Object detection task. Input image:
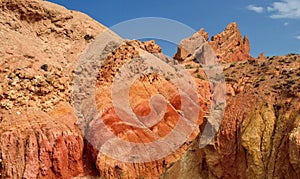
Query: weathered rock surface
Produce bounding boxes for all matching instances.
[175,22,252,62]
[88,39,211,178]
[0,0,104,111]
[0,0,212,178]
[0,0,104,178]
[210,23,252,62]
[0,103,84,178]
[163,54,300,178]
[1,0,300,178]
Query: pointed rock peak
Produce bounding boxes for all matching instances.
[174,22,253,63]
[243,35,249,44]
[243,35,250,54]
[225,22,238,30]
[198,28,209,41]
[208,22,252,62]
[258,52,267,60]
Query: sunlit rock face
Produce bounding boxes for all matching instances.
[0,0,299,178]
[175,22,252,63]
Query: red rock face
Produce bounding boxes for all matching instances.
[0,104,84,178]
[1,0,299,178]
[163,54,300,179]
[0,2,212,174]
[209,23,252,62]
[87,39,211,178]
[175,22,252,62]
[0,0,103,178]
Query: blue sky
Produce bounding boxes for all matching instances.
[49,0,300,57]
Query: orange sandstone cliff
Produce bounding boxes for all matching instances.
[0,0,299,178]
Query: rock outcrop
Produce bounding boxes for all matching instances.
[0,0,299,178]
[0,0,104,177]
[0,103,84,178]
[163,53,300,178]
[258,52,267,60]
[210,22,252,62]
[0,0,212,178]
[175,22,252,62]
[0,0,104,111]
[87,39,211,178]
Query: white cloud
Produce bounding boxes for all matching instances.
[267,7,275,12]
[284,22,289,26]
[268,0,300,19]
[248,0,300,19]
[247,5,264,13]
[296,35,300,40]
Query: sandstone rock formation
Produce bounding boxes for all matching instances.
[87,39,211,178]
[258,52,267,60]
[0,103,84,178]
[0,0,105,111]
[175,22,252,62]
[0,0,299,178]
[0,0,212,178]
[0,0,104,177]
[210,22,252,62]
[163,53,300,178]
